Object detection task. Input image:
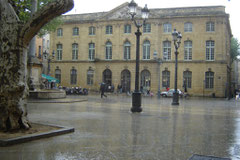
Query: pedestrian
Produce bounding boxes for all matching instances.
[119,84,122,93]
[183,80,188,98]
[166,86,169,91]
[112,84,115,93]
[100,82,107,98]
[117,84,121,94]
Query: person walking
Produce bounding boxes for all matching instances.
[100,82,107,98]
[183,80,188,98]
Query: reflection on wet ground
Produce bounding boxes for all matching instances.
[1,95,240,160]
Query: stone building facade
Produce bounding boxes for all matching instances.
[49,3,232,97]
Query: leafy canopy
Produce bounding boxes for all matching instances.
[230,37,240,61]
[10,0,63,36]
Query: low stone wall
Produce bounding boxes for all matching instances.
[29,90,66,99]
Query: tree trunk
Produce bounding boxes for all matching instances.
[0,0,73,131]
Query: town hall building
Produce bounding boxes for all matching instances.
[49,2,232,97]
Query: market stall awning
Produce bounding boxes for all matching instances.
[41,74,59,83]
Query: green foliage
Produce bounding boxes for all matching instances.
[10,0,62,37]
[11,0,31,22]
[38,16,63,37]
[230,37,240,61]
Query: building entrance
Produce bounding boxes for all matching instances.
[103,69,112,92]
[121,69,131,93]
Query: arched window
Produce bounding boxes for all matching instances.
[89,43,95,60]
[184,41,192,60]
[162,70,170,88]
[105,41,112,60]
[205,71,214,89]
[102,69,112,85]
[143,40,150,60]
[55,69,61,83]
[141,70,151,89]
[87,69,94,85]
[72,43,78,60]
[70,69,77,85]
[183,71,192,88]
[124,41,131,60]
[121,69,131,93]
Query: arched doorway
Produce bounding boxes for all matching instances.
[141,69,151,92]
[102,69,112,86]
[121,69,131,93]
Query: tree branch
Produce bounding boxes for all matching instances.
[20,0,74,46]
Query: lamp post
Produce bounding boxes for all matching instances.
[153,50,162,98]
[43,50,55,75]
[128,0,149,113]
[171,29,182,105]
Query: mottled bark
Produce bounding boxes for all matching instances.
[0,0,73,131]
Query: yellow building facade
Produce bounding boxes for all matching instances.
[49,3,232,97]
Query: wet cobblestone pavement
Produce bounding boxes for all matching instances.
[1,94,240,160]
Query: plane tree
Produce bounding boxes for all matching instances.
[0,0,74,131]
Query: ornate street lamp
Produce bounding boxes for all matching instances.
[128,0,149,112]
[171,29,182,105]
[43,50,55,75]
[153,50,163,99]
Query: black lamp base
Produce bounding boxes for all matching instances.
[172,92,179,105]
[131,92,142,112]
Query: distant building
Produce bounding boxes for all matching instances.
[42,34,50,75]
[49,3,232,97]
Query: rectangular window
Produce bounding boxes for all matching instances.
[143,23,151,33]
[73,27,79,36]
[106,42,112,60]
[57,28,63,37]
[72,43,78,60]
[163,41,171,60]
[89,26,95,35]
[89,43,95,60]
[55,69,61,83]
[124,24,131,34]
[206,22,215,32]
[183,71,192,88]
[206,41,214,61]
[143,41,150,60]
[205,71,214,89]
[184,22,192,32]
[184,41,192,60]
[56,44,62,60]
[163,23,172,33]
[106,25,113,34]
[124,42,131,60]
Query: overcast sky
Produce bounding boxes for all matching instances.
[66,0,239,41]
